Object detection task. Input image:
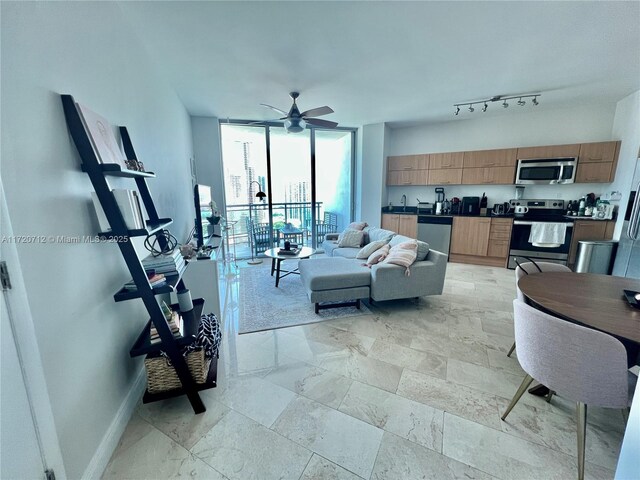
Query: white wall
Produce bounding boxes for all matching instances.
[610,90,640,239]
[191,116,226,221]
[385,103,618,207]
[357,123,388,226]
[1,2,194,478]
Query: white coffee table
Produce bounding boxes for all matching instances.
[263,246,316,287]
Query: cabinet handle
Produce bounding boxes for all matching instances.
[485,162,496,166]
[404,167,412,170]
[442,163,452,167]
[585,177,597,181]
[588,157,603,161]
[403,182,412,184]
[485,180,495,184]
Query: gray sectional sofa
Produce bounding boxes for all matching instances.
[299,226,447,312]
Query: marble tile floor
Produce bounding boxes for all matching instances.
[103,262,629,479]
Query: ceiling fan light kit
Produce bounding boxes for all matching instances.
[453,93,541,116]
[260,92,338,133]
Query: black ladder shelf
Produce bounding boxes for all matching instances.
[60,94,216,414]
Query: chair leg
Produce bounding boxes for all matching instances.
[576,402,587,480]
[546,390,555,403]
[507,341,516,358]
[501,374,534,421]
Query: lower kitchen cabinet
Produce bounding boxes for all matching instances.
[381,213,417,238]
[568,220,615,267]
[450,217,513,267]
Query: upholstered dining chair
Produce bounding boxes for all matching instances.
[508,261,572,357]
[502,300,633,480]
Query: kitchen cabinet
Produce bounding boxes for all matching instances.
[430,152,464,169]
[387,169,428,186]
[450,217,512,266]
[578,141,619,163]
[568,220,615,267]
[381,213,418,237]
[387,154,429,171]
[461,166,515,185]
[450,217,491,256]
[575,141,620,183]
[516,144,581,159]
[428,168,463,185]
[463,148,517,168]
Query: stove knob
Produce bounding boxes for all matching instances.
[553,202,558,207]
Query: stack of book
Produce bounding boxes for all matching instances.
[149,311,183,344]
[142,250,186,278]
[91,189,146,232]
[123,273,166,291]
[278,247,300,256]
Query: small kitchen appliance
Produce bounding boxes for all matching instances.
[515,157,577,185]
[492,202,511,216]
[461,196,480,215]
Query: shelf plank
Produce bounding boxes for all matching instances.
[114,260,186,302]
[99,218,173,240]
[82,163,156,178]
[130,299,205,357]
[142,357,218,404]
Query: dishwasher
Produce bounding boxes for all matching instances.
[417,215,452,257]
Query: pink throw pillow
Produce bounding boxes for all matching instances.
[383,241,417,275]
[347,221,368,231]
[365,244,390,267]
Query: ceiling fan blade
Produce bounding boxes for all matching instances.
[304,118,338,128]
[260,103,288,115]
[300,106,334,118]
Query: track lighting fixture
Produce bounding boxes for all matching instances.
[453,93,541,116]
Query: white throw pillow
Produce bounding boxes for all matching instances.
[347,221,368,231]
[383,241,418,275]
[356,239,388,259]
[366,244,390,266]
[337,228,365,248]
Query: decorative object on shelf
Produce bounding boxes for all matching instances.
[125,158,146,172]
[75,102,127,168]
[454,93,541,116]
[177,288,193,312]
[143,229,178,256]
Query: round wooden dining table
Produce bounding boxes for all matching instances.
[518,272,640,344]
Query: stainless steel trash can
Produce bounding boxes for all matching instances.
[575,240,618,274]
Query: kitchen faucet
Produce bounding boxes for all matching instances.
[401,194,407,212]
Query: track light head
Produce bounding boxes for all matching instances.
[455,106,460,115]
[468,104,474,113]
[503,100,509,108]
[532,97,539,106]
[517,98,526,106]
[482,102,488,112]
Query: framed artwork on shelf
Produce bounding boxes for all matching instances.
[75,102,127,168]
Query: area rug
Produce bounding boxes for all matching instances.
[238,263,371,334]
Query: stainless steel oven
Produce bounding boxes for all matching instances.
[516,158,577,185]
[507,198,574,268]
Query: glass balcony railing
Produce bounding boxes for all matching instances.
[223,201,333,260]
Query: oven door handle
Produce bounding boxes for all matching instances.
[514,221,574,226]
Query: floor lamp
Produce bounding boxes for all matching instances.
[247,182,267,265]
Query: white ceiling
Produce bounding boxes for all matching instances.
[119,1,640,128]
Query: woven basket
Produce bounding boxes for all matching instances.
[144,348,211,394]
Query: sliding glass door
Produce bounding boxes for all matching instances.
[220,122,355,259]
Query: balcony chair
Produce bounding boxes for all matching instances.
[502,300,634,480]
[246,219,276,256]
[315,212,338,245]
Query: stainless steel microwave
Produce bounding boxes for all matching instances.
[515,157,577,185]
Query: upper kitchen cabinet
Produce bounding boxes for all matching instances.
[387,154,429,171]
[575,141,620,183]
[461,166,515,185]
[428,168,463,185]
[578,141,620,163]
[516,144,581,159]
[387,170,428,186]
[463,148,517,168]
[430,152,464,169]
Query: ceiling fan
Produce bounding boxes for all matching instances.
[260,92,338,133]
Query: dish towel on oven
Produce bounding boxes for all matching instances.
[529,222,566,248]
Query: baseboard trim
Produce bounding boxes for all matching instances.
[81,367,146,480]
